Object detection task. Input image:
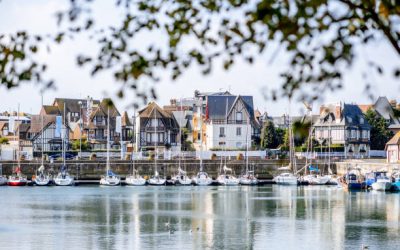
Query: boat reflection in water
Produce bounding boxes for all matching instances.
[0,186,399,249]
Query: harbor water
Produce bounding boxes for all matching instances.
[0,185,399,249]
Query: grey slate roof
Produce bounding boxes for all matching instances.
[206,95,255,120]
[315,103,370,129]
[374,96,400,124]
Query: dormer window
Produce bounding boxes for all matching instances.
[346,116,352,123]
[360,117,364,124]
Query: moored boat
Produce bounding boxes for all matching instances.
[0,164,7,185]
[33,165,51,186]
[371,177,392,191]
[274,172,298,185]
[391,172,400,191]
[7,167,27,186]
[192,171,213,186]
[54,165,74,186]
[340,171,364,190]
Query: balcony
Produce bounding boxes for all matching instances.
[144,126,166,132]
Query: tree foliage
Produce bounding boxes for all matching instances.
[0,0,399,103]
[261,120,277,149]
[71,138,90,151]
[364,108,393,150]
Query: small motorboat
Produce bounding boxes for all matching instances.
[340,171,364,190]
[391,172,400,191]
[303,166,331,185]
[365,171,391,191]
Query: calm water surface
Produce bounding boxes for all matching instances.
[0,185,399,249]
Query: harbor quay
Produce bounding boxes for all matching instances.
[0,159,338,180]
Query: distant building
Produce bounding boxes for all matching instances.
[359,97,400,134]
[386,132,400,163]
[313,102,371,158]
[135,102,179,152]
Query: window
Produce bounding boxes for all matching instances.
[147,133,151,142]
[236,112,243,122]
[236,127,241,136]
[219,127,225,137]
[151,119,157,127]
[159,133,164,142]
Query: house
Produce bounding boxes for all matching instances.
[313,102,371,158]
[201,94,257,150]
[359,97,400,133]
[30,114,70,154]
[386,131,400,163]
[386,132,400,163]
[135,102,179,152]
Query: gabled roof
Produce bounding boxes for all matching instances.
[386,131,400,146]
[30,115,57,133]
[121,111,132,126]
[42,105,61,115]
[206,95,255,120]
[18,123,30,133]
[374,96,400,124]
[138,102,172,119]
[53,98,100,114]
[315,103,370,129]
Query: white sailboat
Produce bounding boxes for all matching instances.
[192,102,212,186]
[217,99,239,186]
[34,95,51,186]
[274,102,298,185]
[301,102,330,185]
[125,152,146,186]
[148,103,166,186]
[240,118,258,185]
[172,101,192,185]
[100,107,121,186]
[7,104,28,186]
[0,164,7,185]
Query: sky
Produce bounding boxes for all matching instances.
[0,0,398,117]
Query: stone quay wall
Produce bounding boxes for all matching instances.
[335,159,400,176]
[0,159,336,180]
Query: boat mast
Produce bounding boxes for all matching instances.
[63,103,66,167]
[245,117,249,174]
[106,107,110,173]
[199,101,203,172]
[153,103,157,175]
[132,109,136,176]
[17,104,20,168]
[224,98,228,169]
[178,98,183,171]
[41,95,44,167]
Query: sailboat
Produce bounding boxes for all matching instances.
[301,102,330,185]
[125,152,146,186]
[240,118,258,185]
[54,165,74,186]
[192,103,212,186]
[171,101,192,185]
[217,99,239,186]
[100,107,121,186]
[274,103,298,185]
[148,103,166,185]
[7,105,28,186]
[34,95,51,186]
[0,164,7,185]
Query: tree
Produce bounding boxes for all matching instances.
[0,137,9,144]
[364,108,393,150]
[261,120,277,149]
[71,138,90,151]
[275,127,286,148]
[0,1,399,103]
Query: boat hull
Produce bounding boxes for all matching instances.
[392,182,400,191]
[304,175,331,185]
[239,177,258,185]
[100,176,121,186]
[34,176,52,186]
[217,175,240,186]
[54,177,74,186]
[7,180,27,186]
[371,181,392,191]
[274,173,298,185]
[148,178,166,186]
[345,183,364,190]
[0,176,7,186]
[125,176,146,186]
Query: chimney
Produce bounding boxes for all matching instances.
[335,104,341,121]
[389,99,397,108]
[170,99,176,105]
[319,105,325,115]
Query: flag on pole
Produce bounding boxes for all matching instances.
[55,116,62,137]
[8,116,15,134]
[116,116,122,133]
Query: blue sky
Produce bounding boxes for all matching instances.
[0,0,398,116]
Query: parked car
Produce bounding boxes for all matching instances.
[48,152,77,160]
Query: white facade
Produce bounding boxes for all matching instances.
[205,123,251,150]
